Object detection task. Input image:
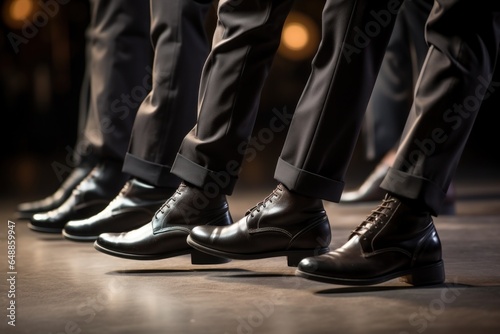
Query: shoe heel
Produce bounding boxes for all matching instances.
[400,261,445,286]
[287,248,329,267]
[190,249,231,265]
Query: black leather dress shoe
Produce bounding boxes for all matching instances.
[187,184,332,267]
[93,183,232,264]
[63,179,173,241]
[28,160,128,233]
[17,163,95,220]
[296,194,445,286]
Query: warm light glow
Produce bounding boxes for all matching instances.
[3,0,37,29]
[9,0,34,21]
[282,23,310,51]
[278,12,320,61]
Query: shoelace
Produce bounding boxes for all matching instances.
[154,188,182,219]
[350,195,396,237]
[245,185,282,218]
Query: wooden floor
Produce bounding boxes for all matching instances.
[1,177,500,334]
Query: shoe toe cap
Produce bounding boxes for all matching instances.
[96,232,117,244]
[297,256,320,273]
[64,219,89,234]
[189,225,214,240]
[31,212,49,221]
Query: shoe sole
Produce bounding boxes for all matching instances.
[187,236,329,267]
[62,230,98,242]
[295,260,445,286]
[93,241,231,265]
[27,223,63,234]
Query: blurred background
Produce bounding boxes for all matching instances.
[1,0,499,204]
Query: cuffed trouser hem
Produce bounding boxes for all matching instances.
[274,158,344,202]
[380,167,446,216]
[170,153,238,195]
[122,153,181,188]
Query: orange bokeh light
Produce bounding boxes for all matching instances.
[3,0,36,29]
[10,0,34,21]
[279,12,320,61]
[282,23,310,51]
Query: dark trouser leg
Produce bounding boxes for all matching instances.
[275,0,401,202]
[339,0,436,206]
[83,0,152,163]
[17,1,151,218]
[171,0,296,194]
[74,56,96,166]
[62,1,212,240]
[381,2,500,215]
[122,0,212,188]
[27,1,152,230]
[364,0,432,161]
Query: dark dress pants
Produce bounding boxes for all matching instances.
[381,1,500,215]
[122,0,212,188]
[81,0,152,164]
[363,0,432,161]
[171,0,400,201]
[73,51,94,166]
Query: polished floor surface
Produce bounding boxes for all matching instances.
[1,178,500,334]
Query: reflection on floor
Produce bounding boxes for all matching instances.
[1,178,500,334]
